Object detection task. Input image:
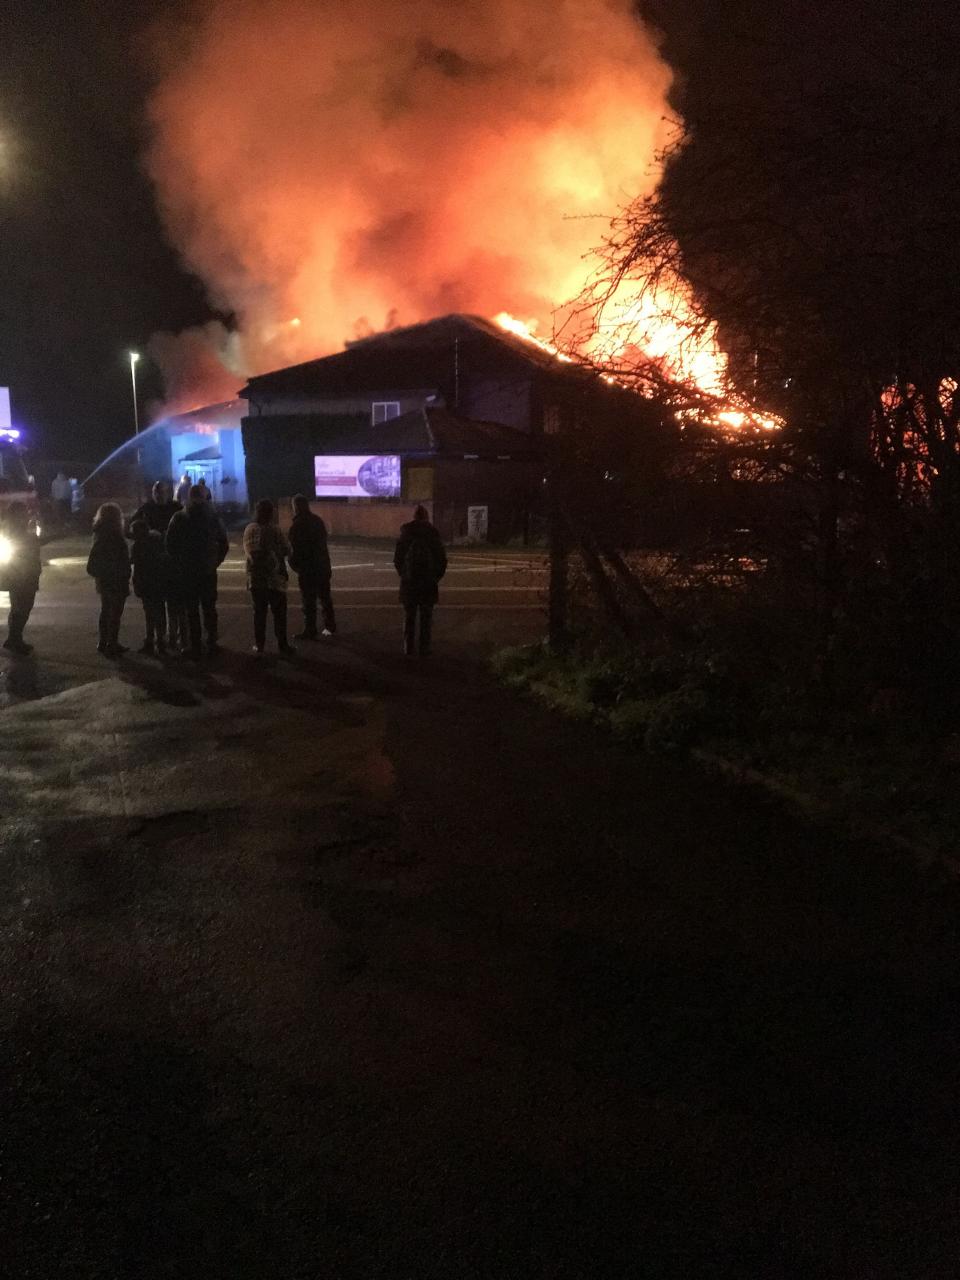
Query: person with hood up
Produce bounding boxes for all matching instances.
[0,502,42,655]
[131,480,182,535]
[393,504,447,657]
[288,494,336,639]
[86,502,130,658]
[165,484,229,659]
[243,499,296,657]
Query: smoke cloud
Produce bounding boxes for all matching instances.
[146,0,672,397]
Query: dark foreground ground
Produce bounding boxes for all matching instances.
[1,541,958,1277]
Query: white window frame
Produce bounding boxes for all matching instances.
[372,401,401,425]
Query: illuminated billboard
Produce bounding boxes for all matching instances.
[314,454,401,499]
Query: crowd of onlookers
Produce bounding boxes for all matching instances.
[1,480,448,661]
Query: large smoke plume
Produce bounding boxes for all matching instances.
[146,0,672,401]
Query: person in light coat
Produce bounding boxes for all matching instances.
[242,499,296,657]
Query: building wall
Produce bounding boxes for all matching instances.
[433,457,539,542]
[290,500,429,539]
[268,457,537,543]
[218,429,247,504]
[248,393,434,419]
[243,412,369,502]
[459,372,534,433]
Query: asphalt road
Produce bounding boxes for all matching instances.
[1,536,548,704]
[1,537,958,1277]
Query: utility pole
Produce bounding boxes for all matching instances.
[129,351,140,433]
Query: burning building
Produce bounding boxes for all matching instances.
[239,312,637,541]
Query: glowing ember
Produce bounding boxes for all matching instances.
[493,313,573,363]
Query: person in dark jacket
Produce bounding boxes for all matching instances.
[1,502,42,655]
[393,505,447,656]
[86,502,130,658]
[165,485,229,659]
[129,519,169,655]
[242,499,296,656]
[131,480,182,535]
[288,494,336,639]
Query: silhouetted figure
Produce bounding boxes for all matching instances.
[1,501,42,655]
[243,499,296,657]
[50,471,71,520]
[87,502,130,658]
[131,482,183,648]
[394,505,447,657]
[130,519,169,655]
[131,480,182,534]
[165,485,229,659]
[288,494,336,639]
[175,474,192,506]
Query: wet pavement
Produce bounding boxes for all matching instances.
[1,540,959,1277]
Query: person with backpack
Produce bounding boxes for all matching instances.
[242,498,296,657]
[129,518,169,655]
[165,484,229,659]
[86,502,130,658]
[288,493,336,639]
[393,505,447,657]
[0,501,42,656]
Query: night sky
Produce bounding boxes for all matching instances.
[0,0,216,463]
[0,0,782,467]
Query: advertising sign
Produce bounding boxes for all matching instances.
[314,454,401,499]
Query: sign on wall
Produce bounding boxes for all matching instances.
[467,505,489,540]
[314,455,401,499]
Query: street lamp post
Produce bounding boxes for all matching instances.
[129,351,140,434]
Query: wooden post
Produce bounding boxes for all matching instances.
[547,484,569,651]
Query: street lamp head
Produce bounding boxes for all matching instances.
[130,351,140,363]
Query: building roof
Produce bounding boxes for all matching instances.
[152,400,244,434]
[239,314,568,401]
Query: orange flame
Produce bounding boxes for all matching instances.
[494,308,781,431]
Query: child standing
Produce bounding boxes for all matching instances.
[129,518,168,655]
[86,502,130,658]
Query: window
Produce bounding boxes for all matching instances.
[372,401,401,425]
[542,404,561,435]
